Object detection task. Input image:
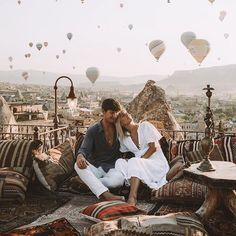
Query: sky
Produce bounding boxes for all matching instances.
[0,0,235,77]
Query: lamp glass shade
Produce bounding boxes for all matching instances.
[67,97,77,111]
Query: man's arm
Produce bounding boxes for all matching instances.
[76,127,94,169]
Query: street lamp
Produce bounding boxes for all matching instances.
[54,76,77,129]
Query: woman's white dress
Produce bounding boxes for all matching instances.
[118,121,169,189]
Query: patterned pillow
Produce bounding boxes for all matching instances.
[214,136,234,163]
[33,140,75,191]
[186,144,224,164]
[0,168,29,203]
[81,200,145,221]
[0,140,35,178]
[151,178,207,205]
[85,213,209,236]
[231,136,236,163]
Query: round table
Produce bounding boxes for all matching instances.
[183,161,236,222]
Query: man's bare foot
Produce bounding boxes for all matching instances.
[101,191,125,201]
[127,196,137,206]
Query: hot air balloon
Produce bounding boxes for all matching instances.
[44,42,48,47]
[22,72,29,80]
[97,25,101,29]
[81,0,84,3]
[67,32,73,40]
[8,57,13,62]
[10,65,13,69]
[36,43,43,51]
[188,39,210,65]
[128,24,133,30]
[62,49,66,54]
[56,55,59,59]
[17,1,21,5]
[224,33,229,39]
[24,54,28,58]
[181,32,196,48]
[219,11,227,22]
[149,40,166,61]
[208,0,215,4]
[29,42,33,47]
[27,53,31,58]
[120,3,124,8]
[117,48,122,53]
[86,67,100,84]
[73,66,76,70]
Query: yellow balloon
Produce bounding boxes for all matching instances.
[188,39,210,64]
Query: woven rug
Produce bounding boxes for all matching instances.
[0,185,71,233]
[2,217,81,236]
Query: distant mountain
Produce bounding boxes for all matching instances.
[0,70,165,88]
[1,64,236,95]
[157,64,236,96]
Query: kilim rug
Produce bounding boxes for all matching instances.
[0,185,71,233]
[2,217,81,236]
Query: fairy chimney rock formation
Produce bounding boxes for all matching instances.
[0,96,16,132]
[126,80,181,132]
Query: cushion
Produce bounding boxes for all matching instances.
[81,200,145,221]
[214,136,234,163]
[0,168,29,203]
[85,213,209,236]
[7,217,80,236]
[232,136,236,163]
[186,144,224,164]
[33,140,75,191]
[166,155,186,181]
[151,178,207,205]
[0,140,35,178]
[154,204,199,216]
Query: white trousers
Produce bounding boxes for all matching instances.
[74,158,126,198]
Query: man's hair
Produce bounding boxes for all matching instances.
[101,98,121,112]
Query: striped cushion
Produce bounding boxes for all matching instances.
[232,137,236,163]
[0,168,28,203]
[33,140,75,191]
[151,178,207,205]
[81,200,145,221]
[0,140,35,178]
[214,136,234,163]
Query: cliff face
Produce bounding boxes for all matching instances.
[126,80,181,136]
[0,96,16,132]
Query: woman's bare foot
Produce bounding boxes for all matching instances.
[127,196,137,206]
[101,191,125,201]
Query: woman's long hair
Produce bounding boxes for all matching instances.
[115,110,128,140]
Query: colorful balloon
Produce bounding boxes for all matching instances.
[44,42,48,47]
[36,43,43,51]
[8,57,13,62]
[22,71,29,80]
[17,1,21,5]
[86,67,100,84]
[188,39,210,64]
[9,65,13,69]
[62,49,66,54]
[149,40,166,61]
[117,48,122,53]
[208,0,215,3]
[56,55,59,59]
[120,3,124,8]
[29,42,33,47]
[181,32,196,48]
[67,32,73,40]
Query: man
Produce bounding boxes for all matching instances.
[74,98,125,200]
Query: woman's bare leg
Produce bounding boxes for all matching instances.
[127,177,140,206]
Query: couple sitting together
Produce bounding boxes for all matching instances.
[74,98,169,206]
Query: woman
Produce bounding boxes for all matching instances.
[115,110,169,205]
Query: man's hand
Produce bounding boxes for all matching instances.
[76,154,89,169]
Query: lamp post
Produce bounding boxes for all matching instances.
[54,76,77,130]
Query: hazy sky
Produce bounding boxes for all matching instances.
[0,0,235,77]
